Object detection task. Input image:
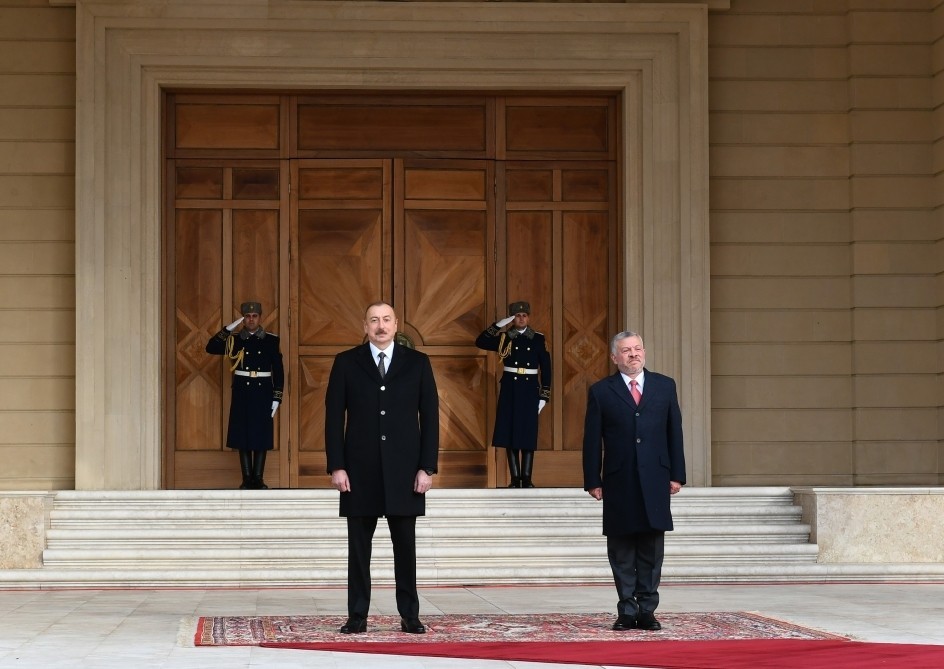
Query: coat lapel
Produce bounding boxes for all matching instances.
[606,373,635,409]
[354,343,381,380]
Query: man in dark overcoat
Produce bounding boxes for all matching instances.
[583,330,685,632]
[205,301,284,489]
[325,301,439,635]
[475,300,551,487]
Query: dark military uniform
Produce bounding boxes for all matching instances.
[205,327,284,452]
[475,323,552,453]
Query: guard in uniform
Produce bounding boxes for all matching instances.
[206,301,284,489]
[475,301,552,487]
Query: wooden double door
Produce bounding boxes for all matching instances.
[164,93,619,489]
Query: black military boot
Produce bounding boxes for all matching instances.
[251,451,268,489]
[521,451,535,488]
[506,449,522,488]
[238,450,253,489]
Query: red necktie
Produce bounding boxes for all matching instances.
[630,379,642,404]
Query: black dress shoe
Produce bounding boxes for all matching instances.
[339,617,367,634]
[612,615,636,631]
[636,612,661,631]
[400,617,426,634]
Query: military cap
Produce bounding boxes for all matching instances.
[240,301,263,316]
[508,301,531,315]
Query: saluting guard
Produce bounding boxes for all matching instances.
[206,301,284,489]
[475,301,552,487]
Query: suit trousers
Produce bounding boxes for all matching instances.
[606,531,665,617]
[346,515,419,619]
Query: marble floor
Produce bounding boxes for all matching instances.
[0,582,942,668]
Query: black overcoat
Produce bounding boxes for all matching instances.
[325,343,439,518]
[475,324,552,452]
[205,327,284,452]
[582,369,686,535]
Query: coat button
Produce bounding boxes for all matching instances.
[381,435,386,440]
[380,386,386,391]
[380,410,386,415]
[636,438,642,443]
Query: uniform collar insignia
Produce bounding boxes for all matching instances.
[239,327,266,340]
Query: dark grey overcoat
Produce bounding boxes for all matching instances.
[325,343,439,517]
[582,369,686,535]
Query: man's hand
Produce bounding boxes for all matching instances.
[271,400,279,418]
[331,469,351,492]
[414,470,432,494]
[538,399,546,414]
[225,316,244,331]
[670,481,682,495]
[496,315,515,328]
[587,487,603,500]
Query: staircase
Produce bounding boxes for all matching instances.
[0,486,865,588]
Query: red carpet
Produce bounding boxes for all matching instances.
[260,639,944,668]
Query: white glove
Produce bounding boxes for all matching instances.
[225,316,244,331]
[271,400,279,418]
[538,400,546,414]
[496,315,515,328]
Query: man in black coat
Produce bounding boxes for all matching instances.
[325,301,440,635]
[475,300,551,487]
[205,301,284,489]
[583,330,685,632]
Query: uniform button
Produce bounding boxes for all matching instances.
[380,410,386,415]
[381,435,386,440]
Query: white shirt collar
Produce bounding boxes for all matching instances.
[619,369,645,391]
[369,341,395,364]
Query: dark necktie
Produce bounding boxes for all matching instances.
[377,351,386,379]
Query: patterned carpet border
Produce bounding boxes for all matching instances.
[194,612,846,647]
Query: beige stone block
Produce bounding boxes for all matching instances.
[712,375,852,409]
[0,411,74,444]
[0,343,74,375]
[711,177,849,211]
[852,472,940,485]
[712,343,852,376]
[712,409,853,442]
[851,175,934,209]
[0,7,74,40]
[4,444,74,480]
[0,141,75,174]
[851,143,932,176]
[0,74,75,107]
[0,41,74,74]
[0,242,74,274]
[709,441,752,476]
[709,14,846,47]
[852,241,936,274]
[0,310,75,344]
[0,209,74,241]
[711,309,851,342]
[852,77,932,109]
[852,209,935,241]
[851,110,932,142]
[0,109,74,141]
[854,441,938,473]
[710,81,848,112]
[852,276,936,308]
[708,46,846,79]
[854,341,935,374]
[0,175,73,208]
[854,375,937,408]
[0,494,49,568]
[854,407,937,441]
[849,9,932,42]
[711,244,849,276]
[850,45,930,77]
[710,212,849,244]
[714,472,854,486]
[0,277,73,309]
[750,441,854,476]
[0,378,74,411]
[711,277,850,310]
[853,308,935,340]
[710,145,848,178]
[710,112,848,144]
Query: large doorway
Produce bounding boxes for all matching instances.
[164,92,620,489]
